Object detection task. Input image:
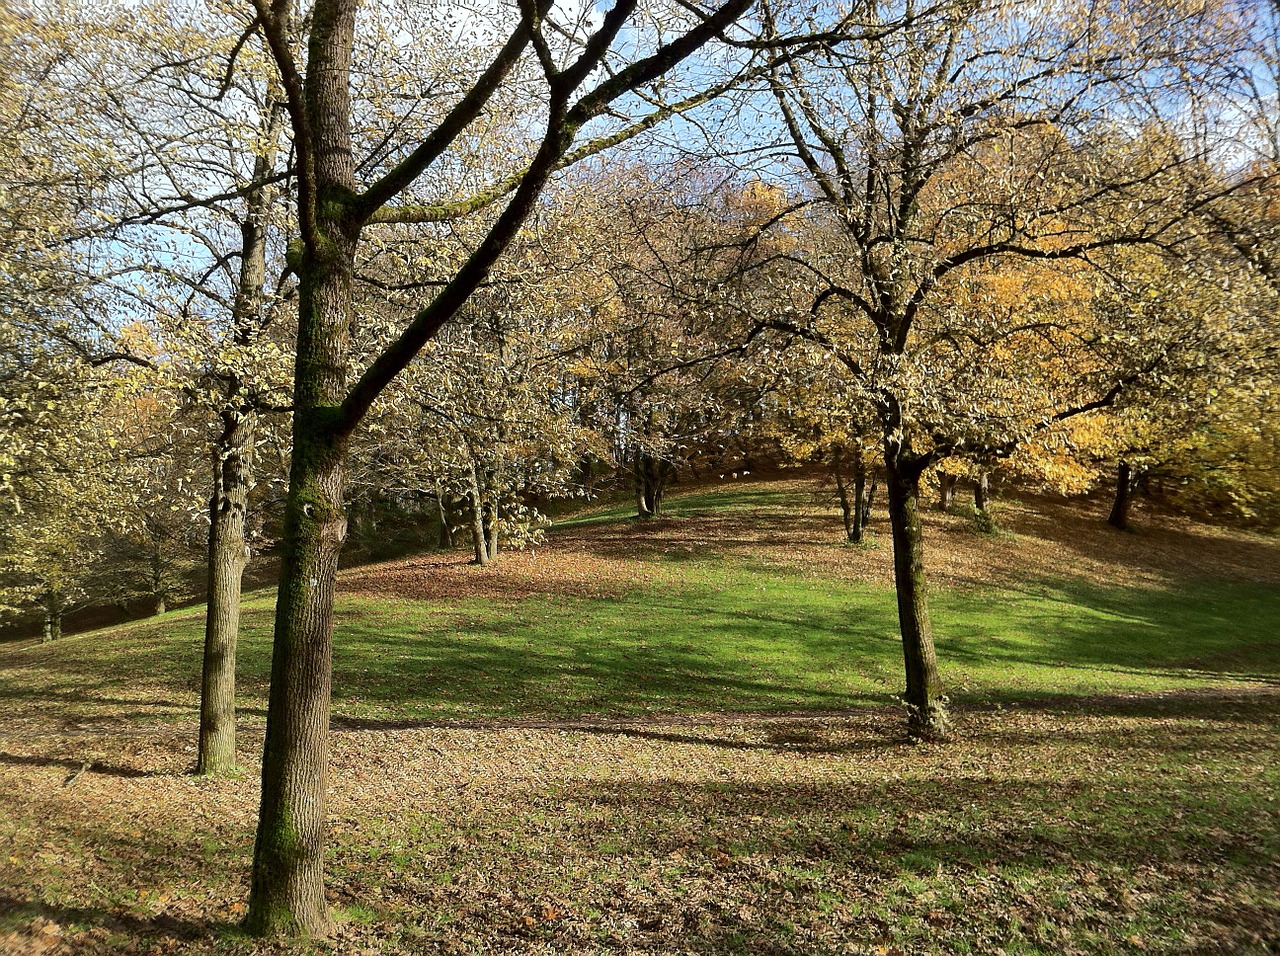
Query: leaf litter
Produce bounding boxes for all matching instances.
[1,480,1278,954]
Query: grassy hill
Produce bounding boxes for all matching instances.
[1,479,1277,955]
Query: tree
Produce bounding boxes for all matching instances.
[4,0,297,772]
[753,0,1247,736]
[237,0,761,935]
[349,206,610,565]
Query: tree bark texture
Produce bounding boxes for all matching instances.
[197,72,279,776]
[885,452,948,738]
[246,232,355,936]
[246,0,358,919]
[198,413,255,775]
[483,495,499,561]
[41,598,62,643]
[469,463,491,566]
[246,414,347,937]
[435,484,455,548]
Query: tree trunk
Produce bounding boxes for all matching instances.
[434,483,454,548]
[41,593,62,642]
[974,472,990,513]
[483,495,499,561]
[862,474,877,528]
[633,447,654,517]
[198,74,278,777]
[1108,460,1138,530]
[637,453,673,516]
[246,412,346,937]
[833,449,856,541]
[937,473,956,512]
[834,446,868,543]
[468,462,490,566]
[852,468,868,540]
[246,10,361,915]
[885,450,948,739]
[198,412,255,776]
[149,534,168,616]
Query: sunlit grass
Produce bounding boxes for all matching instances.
[5,545,1276,729]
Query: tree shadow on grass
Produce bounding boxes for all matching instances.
[937,576,1280,686]
[0,892,232,945]
[956,685,1280,721]
[560,773,1275,874]
[0,805,250,950]
[0,751,154,779]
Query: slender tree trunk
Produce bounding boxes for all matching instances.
[198,413,255,775]
[974,472,990,513]
[885,449,948,739]
[41,593,62,642]
[833,448,856,541]
[862,474,877,528]
[483,495,499,561]
[468,463,490,566]
[634,447,653,517]
[198,76,279,776]
[834,446,869,543]
[150,540,167,616]
[1108,461,1138,530]
[647,463,665,515]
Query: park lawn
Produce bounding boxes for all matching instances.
[3,563,1275,730]
[0,480,1277,954]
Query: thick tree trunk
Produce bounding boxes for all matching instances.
[1108,461,1138,530]
[246,415,346,937]
[638,453,673,516]
[435,483,454,548]
[974,472,990,513]
[862,474,877,528]
[198,413,255,775]
[885,452,948,739]
[246,11,361,916]
[937,473,956,512]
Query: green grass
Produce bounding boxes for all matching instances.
[1,484,1277,954]
[3,539,1277,729]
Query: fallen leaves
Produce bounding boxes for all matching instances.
[0,918,61,956]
